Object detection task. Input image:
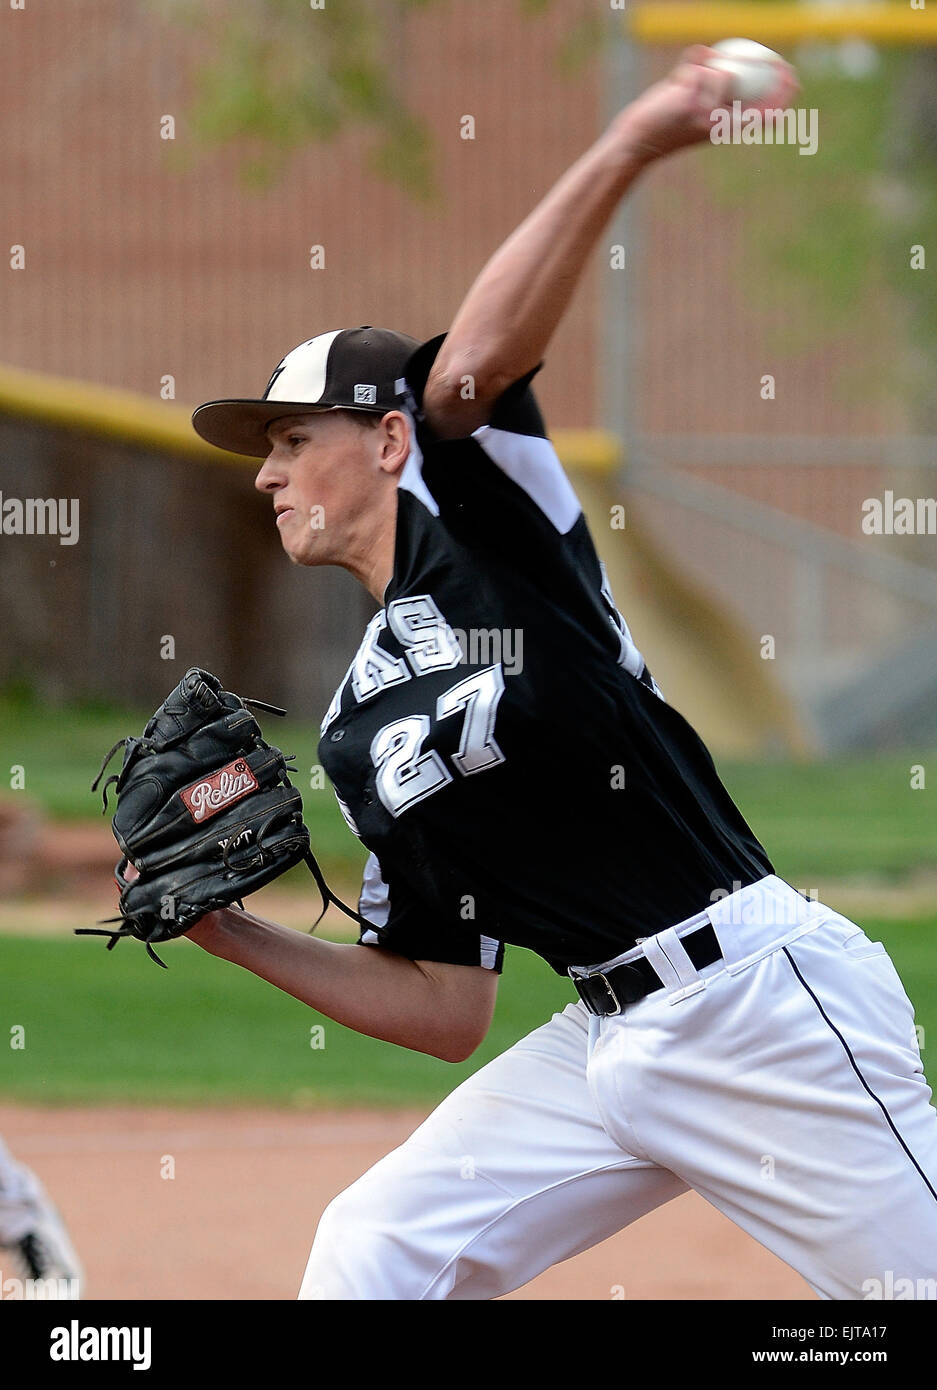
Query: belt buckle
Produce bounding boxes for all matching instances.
[571,960,652,1016]
[589,972,621,1018]
[570,969,622,1017]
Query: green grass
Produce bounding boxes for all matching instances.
[717,752,937,882]
[1,694,935,1110]
[0,691,366,877]
[2,917,936,1109]
[2,691,935,885]
[0,933,573,1107]
[877,920,937,1047]
[0,692,147,819]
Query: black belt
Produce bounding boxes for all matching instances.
[570,922,722,1017]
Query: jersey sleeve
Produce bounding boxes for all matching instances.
[395,333,584,555]
[356,852,505,973]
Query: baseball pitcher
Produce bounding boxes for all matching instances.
[133,49,937,1299]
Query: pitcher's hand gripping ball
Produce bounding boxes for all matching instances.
[78,667,354,966]
[706,38,796,106]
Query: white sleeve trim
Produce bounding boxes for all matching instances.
[358,852,390,928]
[480,935,502,970]
[359,854,501,970]
[471,425,582,534]
[396,419,440,516]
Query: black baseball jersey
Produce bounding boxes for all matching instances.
[318,334,774,975]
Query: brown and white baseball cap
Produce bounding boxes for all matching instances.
[191,326,421,458]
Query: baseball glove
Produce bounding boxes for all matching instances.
[77,667,360,966]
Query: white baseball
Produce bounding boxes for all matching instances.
[707,38,794,104]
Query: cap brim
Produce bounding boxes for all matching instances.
[191,398,338,459]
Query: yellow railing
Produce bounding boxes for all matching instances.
[0,362,622,476]
[628,3,937,46]
[0,362,245,467]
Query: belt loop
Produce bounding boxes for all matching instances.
[641,927,705,996]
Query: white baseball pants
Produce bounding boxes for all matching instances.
[299,876,937,1300]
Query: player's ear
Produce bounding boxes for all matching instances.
[376,410,411,478]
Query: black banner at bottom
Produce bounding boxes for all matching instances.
[3,1300,931,1375]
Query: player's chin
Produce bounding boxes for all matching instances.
[282,533,325,568]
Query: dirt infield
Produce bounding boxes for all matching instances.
[0,1102,812,1301]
